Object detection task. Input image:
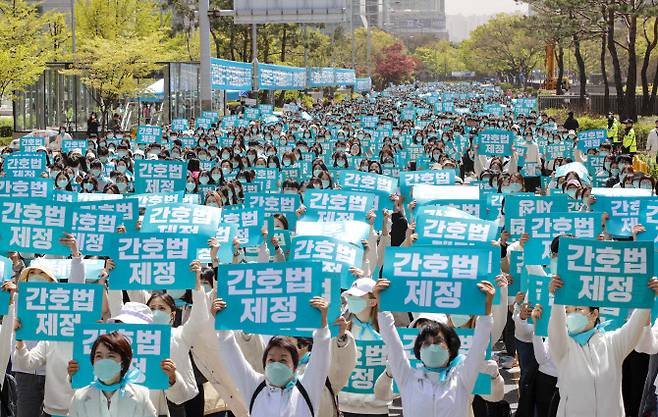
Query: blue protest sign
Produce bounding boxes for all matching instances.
[309,67,336,87]
[295,220,371,246]
[61,139,88,154]
[0,177,52,199]
[504,194,569,237]
[214,261,323,333]
[476,129,514,157]
[290,236,364,289]
[342,338,387,394]
[171,118,190,132]
[380,246,499,315]
[525,267,551,337]
[354,77,372,92]
[555,238,654,308]
[134,160,187,193]
[196,223,238,264]
[0,255,11,315]
[16,282,103,341]
[416,214,498,246]
[399,171,455,201]
[303,189,376,223]
[222,206,264,247]
[521,212,602,265]
[136,125,163,144]
[19,136,46,153]
[195,118,213,129]
[412,185,479,208]
[210,58,252,91]
[72,323,171,390]
[112,233,196,290]
[0,199,68,255]
[543,142,573,160]
[508,251,524,296]
[417,201,483,219]
[78,198,139,223]
[244,193,300,230]
[591,192,654,237]
[4,153,47,178]
[639,199,658,275]
[127,192,184,209]
[336,170,398,212]
[68,208,121,256]
[141,203,222,239]
[434,102,455,113]
[258,63,307,90]
[30,258,106,283]
[335,69,356,86]
[577,129,606,152]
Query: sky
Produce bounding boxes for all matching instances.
[444,0,528,15]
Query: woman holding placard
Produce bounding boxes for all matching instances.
[68,332,157,417]
[211,296,330,417]
[372,278,496,417]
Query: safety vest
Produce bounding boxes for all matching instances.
[608,120,621,143]
[622,128,637,152]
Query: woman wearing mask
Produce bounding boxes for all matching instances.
[267,155,282,170]
[212,296,330,417]
[333,153,349,169]
[204,191,224,208]
[115,158,134,182]
[114,173,131,194]
[209,166,225,186]
[185,174,198,194]
[197,171,212,188]
[373,279,496,417]
[548,268,657,416]
[80,176,99,193]
[68,332,157,417]
[318,171,333,190]
[54,172,74,191]
[281,151,298,169]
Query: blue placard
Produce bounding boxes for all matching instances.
[127,192,184,209]
[0,255,11,315]
[302,189,376,223]
[136,125,163,144]
[417,201,483,219]
[342,338,386,394]
[196,223,238,264]
[335,69,356,86]
[141,203,222,239]
[592,194,654,237]
[245,193,301,230]
[16,282,104,341]
[309,67,336,87]
[639,199,658,275]
[577,129,606,152]
[504,194,569,237]
[258,63,307,90]
[336,170,398,210]
[476,129,514,156]
[111,233,197,290]
[525,267,551,337]
[210,58,253,91]
[222,206,264,247]
[29,258,107,283]
[4,153,47,178]
[380,245,499,315]
[19,136,46,153]
[520,212,602,265]
[354,77,371,92]
[134,160,187,194]
[78,198,139,223]
[290,236,364,289]
[555,238,655,308]
[72,323,171,390]
[214,261,323,333]
[61,139,89,154]
[416,214,499,246]
[412,185,479,208]
[0,177,53,199]
[295,220,371,246]
[68,208,121,256]
[171,118,190,132]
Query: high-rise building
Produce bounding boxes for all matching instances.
[385,0,447,39]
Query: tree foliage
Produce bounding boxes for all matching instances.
[374,42,417,88]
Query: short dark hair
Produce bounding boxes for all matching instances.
[413,323,461,362]
[90,332,133,378]
[147,292,176,312]
[550,233,575,256]
[263,336,299,369]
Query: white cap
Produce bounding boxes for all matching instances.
[344,277,377,297]
[70,148,82,156]
[109,302,153,324]
[409,313,449,328]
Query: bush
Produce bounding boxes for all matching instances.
[577,115,607,131]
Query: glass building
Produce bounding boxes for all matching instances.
[13,61,223,134]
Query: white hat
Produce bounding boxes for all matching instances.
[70,148,82,156]
[344,277,377,297]
[134,149,145,157]
[409,313,449,328]
[109,302,153,324]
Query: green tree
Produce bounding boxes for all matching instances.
[413,40,466,80]
[463,14,543,87]
[0,0,63,102]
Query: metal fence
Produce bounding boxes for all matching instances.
[539,94,658,115]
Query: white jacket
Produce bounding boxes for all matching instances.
[68,383,157,417]
[548,304,650,417]
[647,128,658,154]
[217,327,331,417]
[0,298,14,388]
[634,317,658,393]
[378,311,493,417]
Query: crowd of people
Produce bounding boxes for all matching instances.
[0,81,657,417]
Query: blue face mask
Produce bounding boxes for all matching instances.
[566,312,590,335]
[299,352,311,366]
[420,344,450,368]
[93,358,122,384]
[346,296,368,314]
[151,309,172,325]
[449,314,471,328]
[168,290,186,300]
[265,362,293,387]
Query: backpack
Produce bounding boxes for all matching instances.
[250,380,314,417]
[0,374,17,417]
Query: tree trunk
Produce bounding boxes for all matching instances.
[281,26,287,62]
[573,35,587,112]
[229,25,236,61]
[624,14,639,121]
[641,18,658,115]
[650,55,658,112]
[556,45,565,96]
[601,30,610,115]
[607,8,625,117]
